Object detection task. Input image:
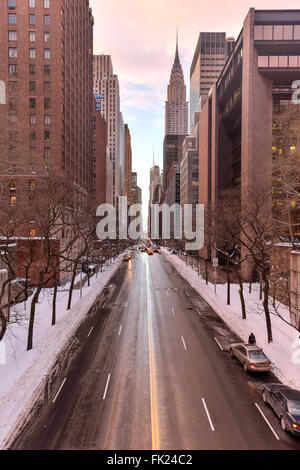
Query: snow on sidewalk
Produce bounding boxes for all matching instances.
[0,256,123,448]
[162,248,300,390]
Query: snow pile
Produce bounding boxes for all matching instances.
[0,256,123,448]
[162,248,300,390]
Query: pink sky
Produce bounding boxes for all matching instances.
[90,0,300,219]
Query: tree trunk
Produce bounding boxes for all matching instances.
[227,260,230,305]
[27,285,42,351]
[52,284,57,326]
[262,273,273,343]
[238,275,246,320]
[0,309,7,341]
[67,263,77,310]
[205,259,208,285]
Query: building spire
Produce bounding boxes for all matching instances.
[175,26,179,63]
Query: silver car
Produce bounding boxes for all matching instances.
[229,343,272,373]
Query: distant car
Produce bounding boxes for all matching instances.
[153,248,159,253]
[123,254,131,262]
[229,343,272,373]
[147,250,153,255]
[171,249,177,254]
[262,384,300,435]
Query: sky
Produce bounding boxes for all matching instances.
[91,0,300,221]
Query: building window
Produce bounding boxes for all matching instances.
[8,114,17,124]
[278,56,288,67]
[44,115,50,125]
[29,81,35,92]
[44,15,50,25]
[44,0,50,7]
[29,0,35,7]
[258,56,269,67]
[8,81,17,92]
[44,147,50,158]
[274,25,284,40]
[8,30,17,41]
[44,98,50,109]
[44,32,50,42]
[8,64,17,75]
[10,196,16,206]
[44,49,50,59]
[9,180,16,190]
[29,31,36,42]
[289,56,298,68]
[29,14,35,25]
[30,131,36,140]
[29,48,36,59]
[44,81,50,92]
[29,97,36,108]
[29,179,36,189]
[8,14,17,24]
[29,229,36,237]
[294,25,300,40]
[269,56,279,67]
[9,47,17,58]
[30,115,36,125]
[29,64,36,74]
[44,130,50,141]
[44,64,50,75]
[8,0,17,7]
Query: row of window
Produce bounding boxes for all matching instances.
[9,47,50,58]
[9,64,50,74]
[29,97,51,108]
[258,55,300,68]
[8,114,51,125]
[254,24,300,41]
[9,30,50,42]
[8,0,50,8]
[8,13,50,25]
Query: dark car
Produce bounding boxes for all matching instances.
[262,383,300,435]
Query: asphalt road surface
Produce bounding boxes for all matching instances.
[11,250,300,450]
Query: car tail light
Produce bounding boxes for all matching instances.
[292,423,300,429]
[250,363,255,368]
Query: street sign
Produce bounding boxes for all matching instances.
[213,258,219,268]
[213,270,217,279]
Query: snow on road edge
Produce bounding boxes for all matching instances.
[0,256,123,449]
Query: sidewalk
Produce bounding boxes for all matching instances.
[162,248,300,391]
[0,255,123,448]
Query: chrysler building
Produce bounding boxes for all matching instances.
[165,36,189,135]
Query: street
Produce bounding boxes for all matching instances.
[11,250,300,450]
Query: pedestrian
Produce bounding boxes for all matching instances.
[248,332,256,345]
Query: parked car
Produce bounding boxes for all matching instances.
[123,254,131,262]
[262,384,300,435]
[229,343,272,373]
[147,250,153,255]
[171,249,177,255]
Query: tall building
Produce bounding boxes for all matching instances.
[0,0,94,202]
[119,111,125,197]
[197,8,300,281]
[165,36,189,136]
[92,101,112,206]
[131,172,142,205]
[163,134,186,190]
[124,124,133,205]
[93,54,121,207]
[190,32,233,129]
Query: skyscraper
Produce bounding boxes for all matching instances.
[93,55,121,207]
[165,35,189,136]
[190,32,234,129]
[0,0,94,199]
[163,36,188,190]
[124,124,133,205]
